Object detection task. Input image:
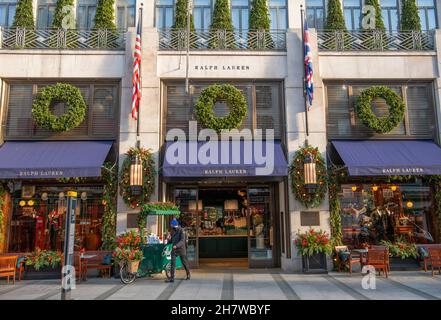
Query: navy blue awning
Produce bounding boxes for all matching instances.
[0,141,113,179]
[162,140,288,177]
[332,140,441,176]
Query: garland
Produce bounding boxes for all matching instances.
[429,175,441,239]
[195,84,248,132]
[32,83,87,132]
[328,169,345,246]
[356,86,405,134]
[119,147,156,209]
[289,145,327,208]
[0,184,5,244]
[101,162,118,250]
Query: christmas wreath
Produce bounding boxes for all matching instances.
[32,83,87,132]
[355,86,405,134]
[289,145,327,208]
[195,84,247,132]
[119,147,156,209]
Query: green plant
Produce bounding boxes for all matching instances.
[93,0,116,30]
[0,184,5,244]
[363,0,385,31]
[289,145,328,208]
[119,147,156,209]
[195,84,248,132]
[325,0,346,30]
[355,86,406,134]
[112,230,143,263]
[173,0,195,30]
[429,175,441,240]
[12,0,35,29]
[328,169,344,246]
[32,83,88,132]
[52,0,75,29]
[248,0,273,49]
[380,237,418,259]
[25,249,62,270]
[401,0,421,31]
[295,229,332,256]
[209,0,235,49]
[101,162,118,250]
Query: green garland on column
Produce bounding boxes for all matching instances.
[0,184,5,244]
[429,176,441,241]
[101,162,118,250]
[328,169,344,246]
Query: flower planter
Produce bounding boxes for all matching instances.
[389,256,421,271]
[24,265,62,280]
[302,252,328,273]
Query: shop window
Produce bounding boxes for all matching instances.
[343,0,362,31]
[326,82,435,139]
[37,0,57,29]
[300,211,320,226]
[164,81,283,140]
[418,0,438,31]
[8,185,105,252]
[381,0,399,32]
[338,182,435,247]
[155,0,174,30]
[126,213,139,228]
[116,0,136,30]
[269,0,287,31]
[4,81,119,140]
[0,0,16,28]
[306,0,325,30]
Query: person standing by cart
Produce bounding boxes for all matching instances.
[165,218,191,282]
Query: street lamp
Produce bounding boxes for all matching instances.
[304,152,317,193]
[130,155,143,195]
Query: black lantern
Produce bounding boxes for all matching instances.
[129,155,143,195]
[304,152,317,193]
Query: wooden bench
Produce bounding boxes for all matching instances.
[0,255,18,284]
[0,253,27,281]
[428,248,441,277]
[80,251,113,281]
[416,244,441,272]
[366,248,389,278]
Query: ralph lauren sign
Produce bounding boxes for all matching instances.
[194,65,250,71]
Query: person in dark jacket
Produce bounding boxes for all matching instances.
[165,218,190,282]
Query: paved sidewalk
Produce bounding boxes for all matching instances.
[0,270,440,300]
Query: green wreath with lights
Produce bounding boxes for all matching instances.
[356,86,405,134]
[119,147,156,209]
[32,83,87,132]
[195,84,248,132]
[289,145,328,208]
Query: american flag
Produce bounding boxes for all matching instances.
[131,18,142,120]
[304,18,313,109]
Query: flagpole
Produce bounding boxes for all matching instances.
[300,5,309,144]
[137,3,143,148]
[185,0,192,95]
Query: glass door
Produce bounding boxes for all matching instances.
[174,188,199,268]
[247,186,274,268]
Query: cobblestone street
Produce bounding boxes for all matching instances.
[1,270,440,300]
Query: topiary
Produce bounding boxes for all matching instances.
[363,0,385,31]
[12,0,35,29]
[248,0,273,49]
[325,0,347,31]
[52,0,75,29]
[93,0,116,30]
[209,0,235,49]
[401,0,422,31]
[172,0,195,49]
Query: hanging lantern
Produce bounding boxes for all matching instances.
[351,186,358,192]
[130,155,143,196]
[371,185,378,192]
[304,152,317,193]
[406,201,414,208]
[391,185,398,191]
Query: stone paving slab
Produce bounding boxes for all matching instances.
[233,273,287,300]
[169,272,223,300]
[106,274,170,300]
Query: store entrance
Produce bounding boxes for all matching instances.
[172,185,276,269]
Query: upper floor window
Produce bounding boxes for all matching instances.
[269,0,287,30]
[156,0,174,29]
[4,81,119,140]
[117,0,136,30]
[77,0,97,30]
[326,82,436,140]
[37,0,56,29]
[343,0,362,31]
[232,0,249,32]
[0,0,16,28]
[381,0,399,32]
[306,0,325,30]
[418,0,437,30]
[193,0,212,31]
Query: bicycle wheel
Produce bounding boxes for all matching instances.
[164,262,172,280]
[120,261,136,284]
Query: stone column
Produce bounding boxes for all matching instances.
[432,29,441,144]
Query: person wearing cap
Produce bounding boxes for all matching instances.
[165,218,190,282]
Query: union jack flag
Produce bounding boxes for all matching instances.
[131,18,142,120]
[304,18,313,109]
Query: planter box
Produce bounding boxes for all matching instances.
[24,265,62,280]
[146,209,180,216]
[389,257,420,271]
[302,252,328,273]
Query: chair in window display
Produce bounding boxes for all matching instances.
[335,245,361,274]
[366,248,390,278]
[427,248,441,277]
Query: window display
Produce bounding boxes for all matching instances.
[339,182,435,247]
[9,185,105,252]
